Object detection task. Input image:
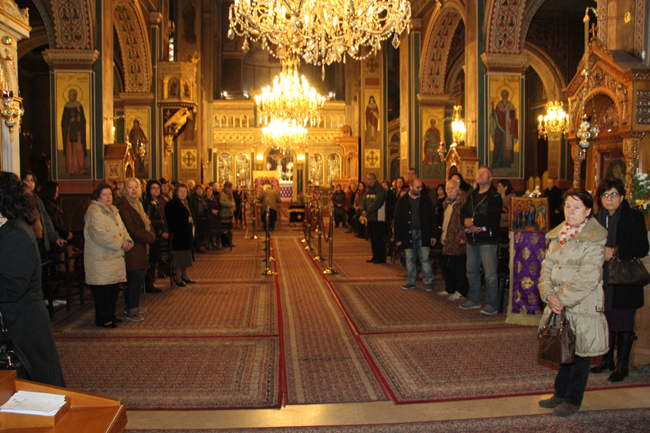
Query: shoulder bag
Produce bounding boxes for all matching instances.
[538,310,575,365]
[607,249,650,286]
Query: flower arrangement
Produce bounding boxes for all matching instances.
[255,177,279,198]
[630,171,650,215]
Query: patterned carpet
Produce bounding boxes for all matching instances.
[54,282,277,337]
[124,408,650,432]
[362,328,650,403]
[329,280,508,333]
[58,337,280,409]
[276,237,386,404]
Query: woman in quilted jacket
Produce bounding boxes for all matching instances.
[537,188,608,417]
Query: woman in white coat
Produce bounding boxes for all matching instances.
[537,188,608,417]
[84,183,133,328]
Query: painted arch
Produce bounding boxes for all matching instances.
[114,0,152,93]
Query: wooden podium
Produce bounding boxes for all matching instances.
[0,371,126,432]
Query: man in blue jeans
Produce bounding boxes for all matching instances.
[394,179,439,291]
[459,166,503,315]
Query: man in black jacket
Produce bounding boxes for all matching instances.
[394,179,439,291]
[544,178,563,228]
[459,166,503,315]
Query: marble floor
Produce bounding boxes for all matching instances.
[126,385,650,429]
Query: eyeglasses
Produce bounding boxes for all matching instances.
[602,192,620,199]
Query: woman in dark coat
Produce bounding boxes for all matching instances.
[165,183,195,286]
[144,180,167,292]
[117,178,156,321]
[191,185,208,253]
[0,171,66,387]
[591,178,648,382]
[233,184,243,229]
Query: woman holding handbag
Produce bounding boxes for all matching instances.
[537,188,608,417]
[590,178,648,382]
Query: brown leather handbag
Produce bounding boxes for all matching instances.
[607,254,650,287]
[539,311,575,364]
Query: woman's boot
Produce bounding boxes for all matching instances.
[590,331,616,373]
[145,268,162,293]
[608,332,637,382]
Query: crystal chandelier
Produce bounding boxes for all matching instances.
[228,0,411,66]
[537,101,568,138]
[262,118,308,153]
[256,57,325,127]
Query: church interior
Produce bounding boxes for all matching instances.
[2,0,650,430]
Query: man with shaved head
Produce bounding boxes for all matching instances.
[394,178,439,291]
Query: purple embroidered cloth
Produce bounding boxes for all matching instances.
[510,231,546,316]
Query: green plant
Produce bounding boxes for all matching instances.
[629,171,650,215]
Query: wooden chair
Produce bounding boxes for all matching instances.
[49,243,85,312]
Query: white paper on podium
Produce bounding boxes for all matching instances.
[0,390,66,416]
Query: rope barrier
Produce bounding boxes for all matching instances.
[320,210,329,243]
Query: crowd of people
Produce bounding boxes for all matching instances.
[0,166,646,414]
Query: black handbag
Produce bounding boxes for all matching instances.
[539,311,575,364]
[607,254,650,286]
[0,312,33,380]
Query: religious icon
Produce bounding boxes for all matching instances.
[510,197,548,233]
[365,95,379,141]
[182,1,197,44]
[423,118,441,165]
[490,88,519,169]
[128,118,149,178]
[169,79,180,98]
[61,88,87,175]
[602,153,626,182]
[327,154,341,186]
[309,154,323,185]
[364,149,380,168]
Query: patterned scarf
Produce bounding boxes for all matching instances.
[125,195,152,230]
[559,219,588,246]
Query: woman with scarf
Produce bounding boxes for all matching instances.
[353,181,366,238]
[537,189,608,417]
[165,183,196,286]
[144,180,167,291]
[590,178,648,382]
[117,178,156,321]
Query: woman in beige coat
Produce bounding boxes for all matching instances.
[84,183,133,328]
[537,188,608,417]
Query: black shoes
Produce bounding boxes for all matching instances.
[98,322,118,329]
[366,258,377,263]
[182,278,196,284]
[175,280,187,287]
[146,286,163,293]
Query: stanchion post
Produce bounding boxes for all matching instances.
[313,204,324,262]
[304,199,313,251]
[261,205,277,275]
[323,204,337,274]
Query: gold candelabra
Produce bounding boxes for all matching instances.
[451,105,466,145]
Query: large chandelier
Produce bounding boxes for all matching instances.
[256,57,325,127]
[537,101,568,138]
[228,0,411,66]
[262,118,307,152]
